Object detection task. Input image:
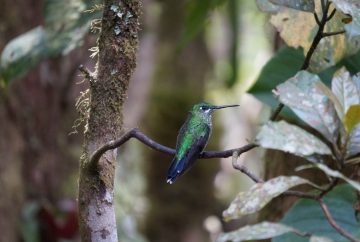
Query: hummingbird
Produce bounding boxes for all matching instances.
[166,102,239,184]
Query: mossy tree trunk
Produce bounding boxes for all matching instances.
[77,0,141,241]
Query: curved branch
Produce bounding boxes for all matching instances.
[89,128,257,166]
[319,199,360,242]
[89,128,174,165]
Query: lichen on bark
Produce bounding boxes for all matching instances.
[78,0,141,241]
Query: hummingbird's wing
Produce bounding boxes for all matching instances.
[166,120,210,184]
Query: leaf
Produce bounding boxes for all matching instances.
[344,105,360,133]
[276,71,340,143]
[223,176,310,221]
[0,0,100,83]
[250,47,360,119]
[316,163,360,191]
[256,0,281,13]
[347,123,360,157]
[315,80,344,120]
[249,47,304,119]
[332,0,360,37]
[353,72,360,91]
[274,184,360,242]
[256,120,332,156]
[216,222,303,242]
[331,68,360,117]
[269,0,315,12]
[0,27,46,83]
[310,236,334,242]
[270,0,360,72]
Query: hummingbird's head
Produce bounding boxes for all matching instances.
[191,102,239,116]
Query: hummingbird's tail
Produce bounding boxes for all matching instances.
[166,157,185,184]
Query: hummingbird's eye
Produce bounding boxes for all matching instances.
[200,106,208,111]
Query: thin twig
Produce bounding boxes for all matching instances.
[319,199,360,242]
[78,65,94,82]
[327,8,337,21]
[320,0,326,13]
[314,13,321,26]
[272,0,336,119]
[232,151,264,183]
[89,128,174,166]
[270,103,284,121]
[301,1,330,70]
[317,178,339,199]
[322,30,346,37]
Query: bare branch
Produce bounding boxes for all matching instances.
[320,0,326,13]
[314,13,321,26]
[89,128,175,167]
[327,8,337,21]
[270,103,284,121]
[319,199,360,242]
[322,30,346,37]
[317,178,339,198]
[231,151,264,183]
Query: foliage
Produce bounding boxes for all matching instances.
[275,185,358,242]
[221,60,360,242]
[0,0,101,84]
[218,1,360,241]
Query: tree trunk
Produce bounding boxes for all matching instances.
[78,0,141,241]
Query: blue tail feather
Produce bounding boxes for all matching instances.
[166,157,185,184]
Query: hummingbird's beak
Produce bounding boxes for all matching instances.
[211,104,239,110]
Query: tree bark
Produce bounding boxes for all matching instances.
[78,0,141,241]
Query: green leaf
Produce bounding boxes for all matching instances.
[269,0,315,12]
[276,71,341,143]
[315,163,360,191]
[0,0,100,83]
[256,0,281,13]
[256,120,332,156]
[332,68,360,118]
[251,47,304,94]
[223,176,310,221]
[347,123,360,157]
[344,105,360,133]
[332,0,360,37]
[216,222,304,242]
[249,47,304,119]
[274,185,360,242]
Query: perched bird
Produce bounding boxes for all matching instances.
[166,102,239,184]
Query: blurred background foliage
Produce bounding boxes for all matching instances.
[1,0,360,241]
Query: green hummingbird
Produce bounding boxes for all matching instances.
[166,102,239,184]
